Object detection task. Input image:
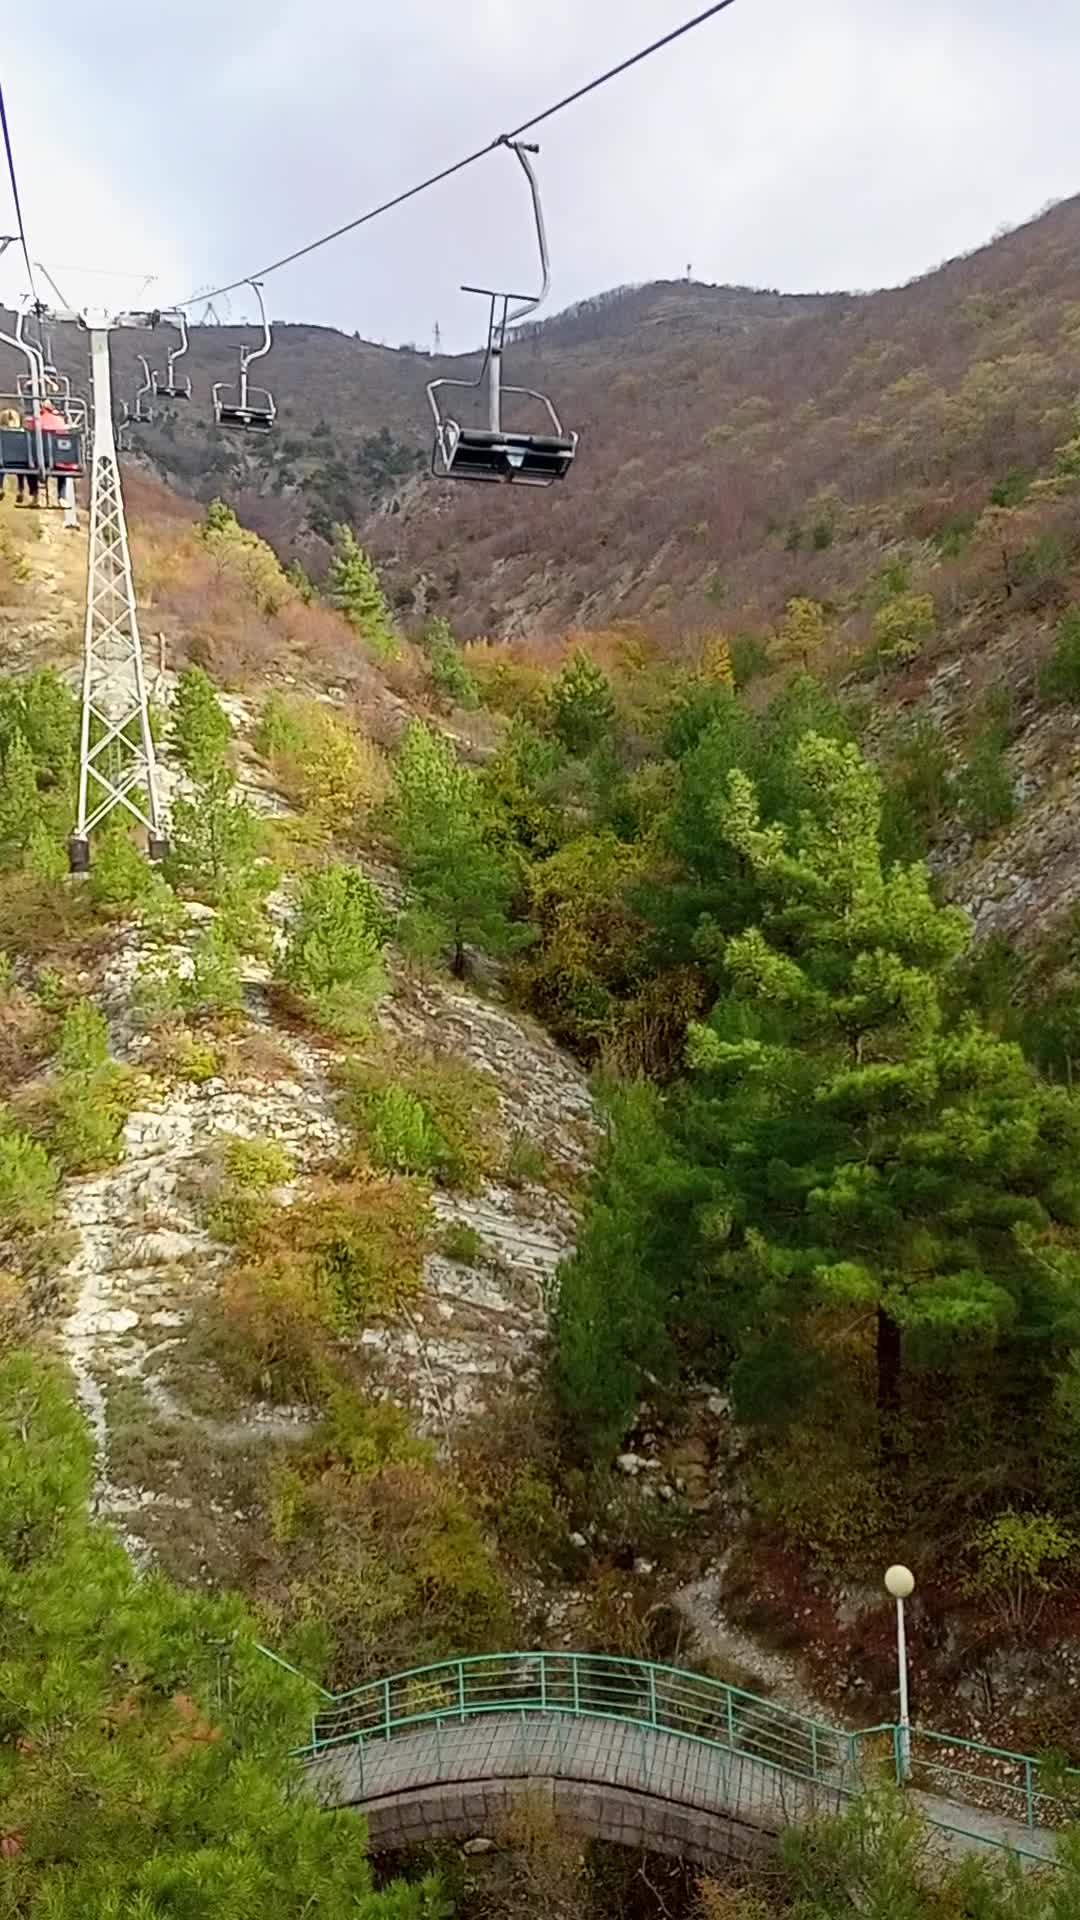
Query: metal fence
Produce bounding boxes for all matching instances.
[303,1649,856,1790]
[289,1647,1080,1861]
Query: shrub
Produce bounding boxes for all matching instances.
[224,1135,294,1192]
[136,922,245,1027]
[364,1084,443,1177]
[291,1178,431,1332]
[266,1416,511,1676]
[58,1000,109,1074]
[729,633,770,689]
[880,714,954,858]
[206,1134,295,1245]
[342,1049,500,1192]
[392,721,526,976]
[23,821,66,884]
[277,864,389,1034]
[495,1464,567,1570]
[697,635,734,687]
[440,1221,484,1264]
[548,649,616,756]
[770,596,829,666]
[956,719,1016,834]
[933,511,977,555]
[967,1509,1077,1638]
[255,693,390,830]
[1013,531,1067,589]
[1038,607,1080,705]
[49,1064,132,1172]
[86,826,159,914]
[167,769,268,909]
[0,732,43,865]
[422,616,479,709]
[184,921,245,1018]
[872,590,936,664]
[213,1253,330,1402]
[200,498,293,616]
[990,466,1031,507]
[503,1130,547,1188]
[0,1118,58,1232]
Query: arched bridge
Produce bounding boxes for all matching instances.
[295,1651,1070,1867]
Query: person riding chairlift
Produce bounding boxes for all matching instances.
[23,398,79,528]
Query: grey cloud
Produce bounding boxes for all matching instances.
[4,1,1078,348]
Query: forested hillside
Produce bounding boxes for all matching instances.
[8,187,1080,1914]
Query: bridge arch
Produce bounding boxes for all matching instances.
[296,1650,1066,1867]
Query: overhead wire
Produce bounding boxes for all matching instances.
[0,75,39,307]
[175,0,738,308]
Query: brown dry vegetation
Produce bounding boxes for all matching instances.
[364,197,1080,645]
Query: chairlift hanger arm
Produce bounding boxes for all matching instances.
[169,308,189,377]
[240,280,271,371]
[500,139,550,325]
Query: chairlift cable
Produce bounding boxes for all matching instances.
[0,77,40,309]
[173,0,738,308]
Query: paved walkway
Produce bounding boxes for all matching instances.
[304,1712,1058,1866]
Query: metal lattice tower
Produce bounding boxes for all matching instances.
[69,326,167,871]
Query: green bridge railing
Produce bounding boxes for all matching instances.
[303,1649,855,1790]
[292,1650,1080,1859]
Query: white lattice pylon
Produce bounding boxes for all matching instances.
[69,327,167,871]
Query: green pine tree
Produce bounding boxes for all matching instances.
[172,664,232,780]
[558,732,1080,1469]
[548,649,616,756]
[392,722,526,978]
[328,524,398,660]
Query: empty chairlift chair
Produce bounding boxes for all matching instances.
[131,355,155,424]
[151,311,192,402]
[213,281,275,432]
[427,140,578,487]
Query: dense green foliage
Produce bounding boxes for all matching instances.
[554,725,1080,1576]
[0,1350,443,1918]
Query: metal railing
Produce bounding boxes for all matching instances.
[290,1649,1080,1861]
[301,1650,856,1791]
[905,1725,1080,1833]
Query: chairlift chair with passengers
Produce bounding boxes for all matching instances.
[0,302,86,489]
[151,310,192,401]
[427,138,578,486]
[213,280,275,431]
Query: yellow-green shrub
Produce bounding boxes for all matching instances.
[342,1048,500,1191]
[873,591,936,664]
[255,692,390,830]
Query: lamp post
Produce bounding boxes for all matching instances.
[884,1564,915,1782]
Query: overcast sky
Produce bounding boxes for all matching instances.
[2,1,1077,349]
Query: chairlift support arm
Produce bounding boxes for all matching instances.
[237,280,271,408]
[429,139,556,440]
[4,302,46,475]
[167,309,189,385]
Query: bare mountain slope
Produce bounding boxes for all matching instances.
[0,279,838,549]
[365,194,1080,636]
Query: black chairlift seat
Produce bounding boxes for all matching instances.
[153,379,191,402]
[439,425,577,486]
[216,402,274,433]
[0,425,83,476]
[213,383,275,433]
